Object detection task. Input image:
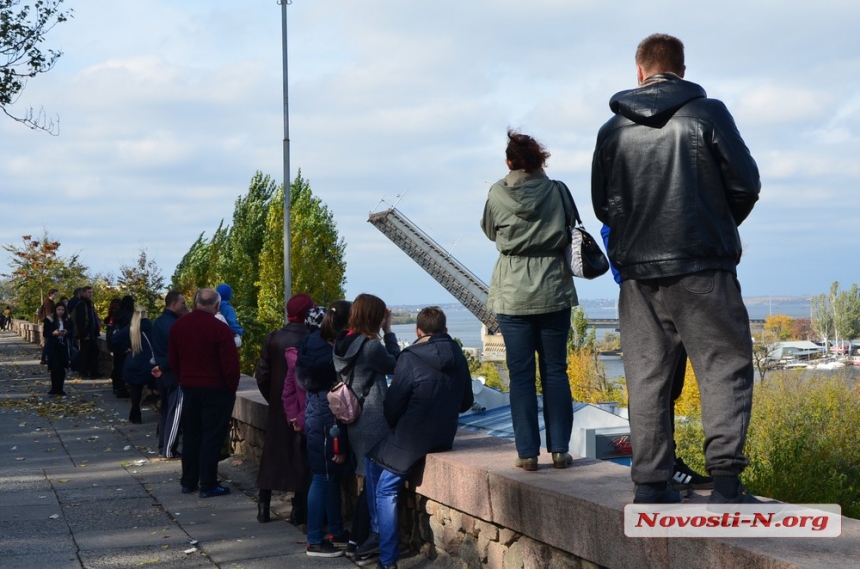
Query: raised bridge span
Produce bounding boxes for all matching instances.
[368,207,765,356]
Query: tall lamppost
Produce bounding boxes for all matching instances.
[279,0,291,322]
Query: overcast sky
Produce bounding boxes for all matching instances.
[1,1,858,307]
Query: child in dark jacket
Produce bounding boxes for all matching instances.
[358,306,474,569]
[296,300,353,558]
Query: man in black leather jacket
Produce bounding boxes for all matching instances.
[592,34,761,504]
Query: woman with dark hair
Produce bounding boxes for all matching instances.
[112,306,155,423]
[333,293,400,560]
[295,300,353,558]
[43,304,74,395]
[108,295,135,398]
[481,129,578,471]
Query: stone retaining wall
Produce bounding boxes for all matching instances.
[9,320,860,568]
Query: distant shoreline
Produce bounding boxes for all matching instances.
[390,295,813,312]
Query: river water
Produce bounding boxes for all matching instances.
[390,298,856,382]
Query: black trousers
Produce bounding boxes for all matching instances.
[180,386,235,491]
[78,337,101,377]
[157,374,182,458]
[128,383,144,423]
[49,366,66,394]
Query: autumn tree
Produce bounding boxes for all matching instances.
[566,306,625,405]
[831,282,860,341]
[172,171,347,374]
[764,314,794,341]
[810,292,834,345]
[812,282,860,349]
[2,232,87,319]
[1,0,73,133]
[672,358,708,476]
[790,318,814,341]
[258,171,346,326]
[117,249,165,317]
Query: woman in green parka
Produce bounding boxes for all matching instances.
[481,129,578,471]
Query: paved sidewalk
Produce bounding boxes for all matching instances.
[0,331,374,569]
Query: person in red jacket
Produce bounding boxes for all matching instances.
[168,288,241,498]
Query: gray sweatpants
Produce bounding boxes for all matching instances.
[619,270,753,485]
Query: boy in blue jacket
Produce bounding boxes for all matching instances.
[356,306,473,569]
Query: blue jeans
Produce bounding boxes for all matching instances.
[365,458,405,566]
[307,472,344,544]
[497,309,572,458]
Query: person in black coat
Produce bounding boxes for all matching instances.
[361,306,473,568]
[295,300,353,557]
[111,306,155,424]
[43,304,75,396]
[108,295,135,398]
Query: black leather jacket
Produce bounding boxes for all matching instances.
[591,75,760,281]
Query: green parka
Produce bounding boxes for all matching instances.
[481,169,578,315]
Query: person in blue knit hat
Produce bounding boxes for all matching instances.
[215,284,243,338]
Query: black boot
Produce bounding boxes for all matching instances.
[257,489,272,523]
[289,492,307,526]
[257,501,271,523]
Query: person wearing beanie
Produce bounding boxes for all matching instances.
[252,293,314,524]
[215,284,243,337]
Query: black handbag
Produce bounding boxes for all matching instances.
[554,181,610,279]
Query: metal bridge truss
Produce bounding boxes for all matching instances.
[367,208,499,335]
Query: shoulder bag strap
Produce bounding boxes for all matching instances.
[142,331,154,354]
[554,180,584,227]
[345,336,372,399]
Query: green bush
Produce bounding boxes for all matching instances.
[744,372,860,518]
[675,371,860,518]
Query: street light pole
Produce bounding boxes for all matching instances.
[279,0,291,323]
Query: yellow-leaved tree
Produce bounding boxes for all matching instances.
[566,307,626,405]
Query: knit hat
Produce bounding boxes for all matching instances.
[305,306,326,332]
[286,293,314,323]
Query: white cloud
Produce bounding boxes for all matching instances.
[1,0,860,305]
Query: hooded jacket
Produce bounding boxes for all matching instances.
[333,330,399,475]
[297,330,352,476]
[481,169,578,315]
[367,333,474,477]
[215,284,243,336]
[591,74,760,281]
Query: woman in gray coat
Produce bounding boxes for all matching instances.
[333,293,400,559]
[332,293,400,477]
[481,129,578,471]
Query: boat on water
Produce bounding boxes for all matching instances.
[807,359,846,370]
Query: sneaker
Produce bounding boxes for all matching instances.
[671,457,714,490]
[343,542,357,558]
[355,553,380,567]
[199,485,231,498]
[708,483,763,504]
[327,530,350,547]
[306,540,344,558]
[633,482,682,504]
[355,531,380,557]
[181,485,198,494]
